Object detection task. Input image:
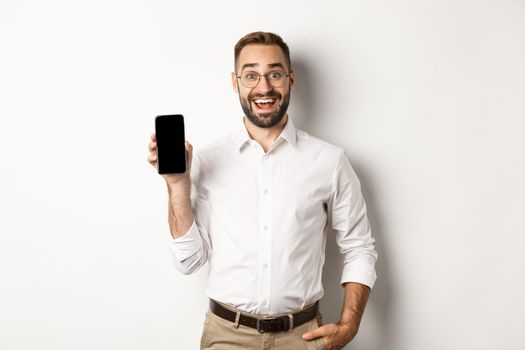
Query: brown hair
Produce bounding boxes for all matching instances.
[234,31,291,71]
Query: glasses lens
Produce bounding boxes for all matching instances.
[241,71,259,88]
[267,71,286,87]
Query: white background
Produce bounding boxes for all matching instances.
[1,1,524,349]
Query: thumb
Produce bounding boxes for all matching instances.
[184,141,193,173]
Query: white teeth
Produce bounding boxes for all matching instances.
[254,99,274,104]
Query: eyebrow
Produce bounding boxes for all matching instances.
[240,62,285,71]
[268,63,285,69]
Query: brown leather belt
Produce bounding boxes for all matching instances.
[209,299,319,333]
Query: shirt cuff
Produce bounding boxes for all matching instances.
[340,261,377,289]
[169,220,202,262]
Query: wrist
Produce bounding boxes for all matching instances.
[166,176,191,193]
[337,321,358,340]
[165,172,190,184]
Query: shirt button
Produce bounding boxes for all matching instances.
[261,300,266,306]
[263,263,268,269]
[263,225,268,231]
[264,189,269,194]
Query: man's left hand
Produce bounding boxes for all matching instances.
[302,322,358,350]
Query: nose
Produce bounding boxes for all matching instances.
[254,75,272,93]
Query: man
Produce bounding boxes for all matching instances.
[148,32,377,350]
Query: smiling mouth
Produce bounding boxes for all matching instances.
[252,97,278,111]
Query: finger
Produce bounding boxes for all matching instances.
[185,140,193,152]
[302,325,329,340]
[185,141,193,171]
[150,133,156,142]
[147,154,157,165]
[148,141,157,152]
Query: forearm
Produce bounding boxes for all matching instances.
[167,178,194,239]
[339,282,371,331]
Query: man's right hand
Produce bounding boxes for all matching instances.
[148,133,195,238]
[147,133,193,185]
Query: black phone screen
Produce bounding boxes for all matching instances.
[155,114,186,174]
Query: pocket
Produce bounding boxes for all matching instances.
[315,314,323,327]
[310,317,327,350]
[200,311,212,349]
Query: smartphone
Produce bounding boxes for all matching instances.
[155,114,186,174]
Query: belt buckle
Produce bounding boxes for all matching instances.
[256,317,286,333]
[256,318,268,333]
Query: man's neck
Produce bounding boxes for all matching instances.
[244,114,288,153]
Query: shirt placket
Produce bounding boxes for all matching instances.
[257,151,273,313]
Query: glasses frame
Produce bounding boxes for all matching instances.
[236,70,290,88]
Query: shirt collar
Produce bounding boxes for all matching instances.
[232,115,297,152]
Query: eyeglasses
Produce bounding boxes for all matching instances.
[237,70,290,88]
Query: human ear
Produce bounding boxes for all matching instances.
[231,72,239,93]
[288,69,296,90]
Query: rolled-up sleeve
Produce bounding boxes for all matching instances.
[170,220,202,261]
[328,150,378,289]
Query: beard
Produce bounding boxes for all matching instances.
[240,89,291,128]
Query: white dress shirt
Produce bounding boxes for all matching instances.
[169,117,377,314]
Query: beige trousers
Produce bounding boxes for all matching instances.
[200,304,327,350]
